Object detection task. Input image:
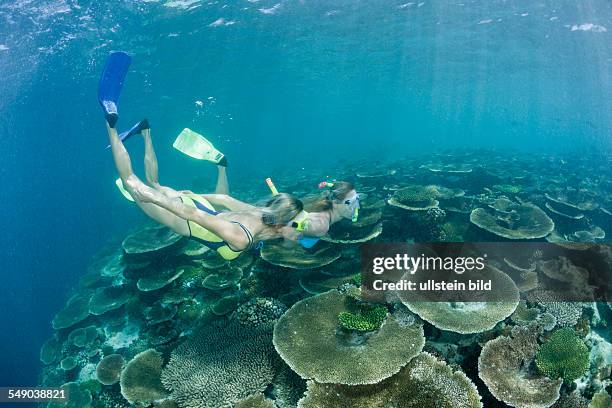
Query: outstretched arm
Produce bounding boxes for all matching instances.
[127,179,251,250]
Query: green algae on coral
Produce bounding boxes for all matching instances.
[536,328,589,382]
[338,304,387,332]
[298,352,482,408]
[273,290,424,385]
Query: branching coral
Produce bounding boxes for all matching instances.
[236,297,287,327]
[536,328,589,382]
[161,320,278,408]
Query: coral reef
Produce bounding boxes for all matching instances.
[261,240,341,269]
[399,265,519,334]
[273,290,424,385]
[298,352,482,408]
[234,394,276,408]
[96,354,124,385]
[236,297,287,327]
[39,149,611,408]
[337,304,387,332]
[470,202,554,239]
[161,321,278,408]
[120,349,168,405]
[478,324,562,407]
[536,328,590,382]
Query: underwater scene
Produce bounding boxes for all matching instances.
[0,1,611,408]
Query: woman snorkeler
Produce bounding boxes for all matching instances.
[106,119,305,260]
[168,128,360,245]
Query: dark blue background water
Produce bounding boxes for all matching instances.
[0,0,610,388]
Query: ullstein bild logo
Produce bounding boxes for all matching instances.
[360,242,612,303]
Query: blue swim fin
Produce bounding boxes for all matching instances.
[106,119,150,149]
[98,52,131,128]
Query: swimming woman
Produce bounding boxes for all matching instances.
[106,120,304,260]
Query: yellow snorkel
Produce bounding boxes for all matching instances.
[266,177,279,196]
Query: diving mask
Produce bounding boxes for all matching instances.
[344,193,360,222]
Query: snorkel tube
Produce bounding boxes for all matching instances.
[266,178,279,196]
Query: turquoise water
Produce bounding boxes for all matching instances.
[0,0,610,397]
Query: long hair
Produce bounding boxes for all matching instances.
[303,181,355,212]
[260,193,304,226]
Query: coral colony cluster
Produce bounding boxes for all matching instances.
[39,150,611,407]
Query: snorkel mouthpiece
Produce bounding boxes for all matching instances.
[291,218,308,232]
[318,181,335,189]
[352,207,359,223]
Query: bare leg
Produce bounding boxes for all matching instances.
[142,127,184,199]
[215,165,230,195]
[106,123,190,236]
[142,128,160,188]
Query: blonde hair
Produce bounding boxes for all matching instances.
[303,181,355,212]
[261,193,304,226]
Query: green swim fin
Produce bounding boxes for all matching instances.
[115,178,135,202]
[173,128,225,164]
